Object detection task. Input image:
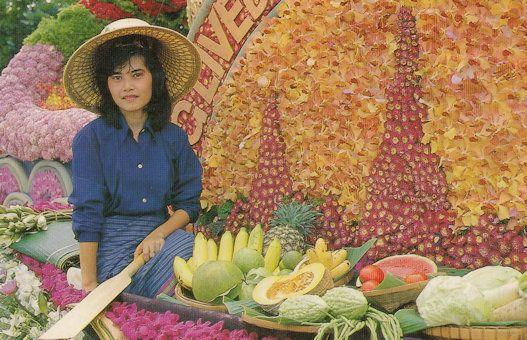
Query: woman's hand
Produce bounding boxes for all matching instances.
[134,232,165,261]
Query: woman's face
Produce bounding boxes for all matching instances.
[107,55,153,116]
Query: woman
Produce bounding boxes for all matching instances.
[64,18,202,298]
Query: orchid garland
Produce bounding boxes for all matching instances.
[0,249,72,339]
[17,254,265,339]
[0,44,96,162]
[0,167,19,204]
[28,170,65,205]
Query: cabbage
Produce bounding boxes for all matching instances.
[462,266,521,291]
[416,276,492,327]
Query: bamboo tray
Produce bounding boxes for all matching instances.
[241,313,320,334]
[424,325,527,340]
[363,280,428,313]
[174,284,228,312]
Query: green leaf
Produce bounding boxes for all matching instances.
[222,297,259,316]
[346,238,377,268]
[437,266,471,277]
[38,292,48,315]
[217,200,234,219]
[394,309,428,334]
[375,272,406,290]
[155,293,188,306]
[196,206,218,226]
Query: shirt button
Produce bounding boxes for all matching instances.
[137,163,143,169]
[142,198,147,203]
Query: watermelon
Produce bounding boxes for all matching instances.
[373,254,437,279]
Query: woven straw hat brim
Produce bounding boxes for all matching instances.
[63,25,201,112]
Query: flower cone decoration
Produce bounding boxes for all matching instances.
[354,7,455,264]
[225,97,293,233]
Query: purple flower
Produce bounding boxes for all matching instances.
[0,280,17,295]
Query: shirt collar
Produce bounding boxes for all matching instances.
[117,114,156,142]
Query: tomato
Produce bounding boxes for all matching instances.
[359,264,385,283]
[361,279,380,292]
[404,273,428,284]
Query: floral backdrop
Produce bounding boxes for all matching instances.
[202,0,527,230]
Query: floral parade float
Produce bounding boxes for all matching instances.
[1,0,527,339]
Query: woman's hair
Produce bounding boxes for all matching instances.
[93,34,171,132]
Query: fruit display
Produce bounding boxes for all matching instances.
[357,254,436,291]
[252,263,333,315]
[305,238,352,282]
[192,261,244,303]
[173,230,352,311]
[373,254,437,282]
[271,287,402,340]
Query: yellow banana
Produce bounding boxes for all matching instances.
[173,256,193,289]
[306,248,319,264]
[330,249,348,269]
[247,224,263,254]
[218,231,234,261]
[318,251,334,269]
[330,260,351,279]
[264,238,281,273]
[187,257,196,273]
[233,227,249,255]
[314,238,328,256]
[193,232,208,268]
[207,238,218,261]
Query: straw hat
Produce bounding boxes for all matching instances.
[63,18,201,111]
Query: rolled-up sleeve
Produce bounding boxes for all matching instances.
[68,126,107,242]
[169,133,203,224]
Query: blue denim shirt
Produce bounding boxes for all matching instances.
[69,115,202,242]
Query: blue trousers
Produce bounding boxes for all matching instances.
[97,215,194,298]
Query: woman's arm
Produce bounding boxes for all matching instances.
[79,242,99,291]
[134,209,190,260]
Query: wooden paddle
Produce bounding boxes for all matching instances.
[39,255,146,339]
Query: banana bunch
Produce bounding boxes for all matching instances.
[173,225,265,289]
[306,238,351,281]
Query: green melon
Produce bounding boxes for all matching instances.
[192,261,244,303]
[281,250,304,270]
[233,248,265,274]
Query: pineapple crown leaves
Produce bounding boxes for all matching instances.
[269,201,321,236]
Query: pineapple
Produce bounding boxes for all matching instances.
[264,201,321,257]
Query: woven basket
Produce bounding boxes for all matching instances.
[174,284,228,312]
[363,280,428,313]
[424,325,527,340]
[241,314,320,334]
